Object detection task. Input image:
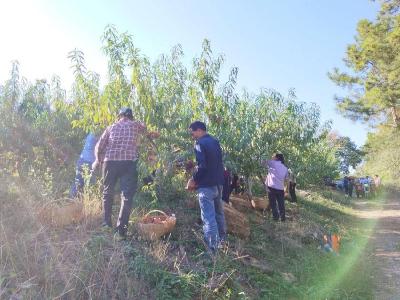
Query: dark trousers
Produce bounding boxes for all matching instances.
[102,160,138,235]
[289,182,297,203]
[222,176,232,203]
[268,187,285,221]
[348,185,353,197]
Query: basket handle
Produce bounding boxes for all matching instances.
[144,209,169,218]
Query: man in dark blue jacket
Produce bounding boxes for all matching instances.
[186,121,226,254]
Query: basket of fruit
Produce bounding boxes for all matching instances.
[136,210,176,240]
[251,196,269,210]
[230,195,252,212]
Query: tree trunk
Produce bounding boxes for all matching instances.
[257,173,265,187]
[390,106,400,127]
[246,176,253,198]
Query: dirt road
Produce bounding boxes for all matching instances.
[356,193,400,299]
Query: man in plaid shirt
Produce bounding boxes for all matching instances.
[93,107,158,239]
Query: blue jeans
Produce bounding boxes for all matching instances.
[70,158,95,198]
[198,185,226,251]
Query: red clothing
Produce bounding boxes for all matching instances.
[95,119,146,162]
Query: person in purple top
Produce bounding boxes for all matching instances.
[263,153,289,221]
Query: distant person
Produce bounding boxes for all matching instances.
[348,177,354,197]
[222,167,232,203]
[262,153,289,221]
[287,168,297,203]
[355,178,364,198]
[370,181,377,197]
[363,177,371,198]
[238,177,246,194]
[374,175,381,188]
[93,108,159,240]
[186,121,226,254]
[343,176,349,195]
[70,133,97,198]
[231,174,239,194]
[374,175,382,193]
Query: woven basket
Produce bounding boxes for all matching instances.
[232,193,251,201]
[136,210,176,241]
[230,196,252,212]
[223,203,250,239]
[37,199,84,227]
[251,196,269,210]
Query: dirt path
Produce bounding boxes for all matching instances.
[356,193,400,299]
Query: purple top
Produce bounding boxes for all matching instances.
[264,159,289,191]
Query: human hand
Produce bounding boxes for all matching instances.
[148,131,160,139]
[92,160,99,171]
[185,178,197,192]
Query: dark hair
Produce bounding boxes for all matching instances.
[118,107,133,120]
[189,121,207,132]
[274,153,285,165]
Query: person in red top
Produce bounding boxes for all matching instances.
[93,108,159,239]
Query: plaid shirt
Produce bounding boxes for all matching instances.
[95,119,146,162]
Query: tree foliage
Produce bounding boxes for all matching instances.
[328,133,364,175]
[0,25,341,198]
[0,62,81,195]
[329,0,400,127]
[361,125,400,185]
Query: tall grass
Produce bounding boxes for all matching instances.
[0,176,152,299]
[1,174,380,299]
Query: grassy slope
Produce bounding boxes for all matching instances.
[0,177,376,299]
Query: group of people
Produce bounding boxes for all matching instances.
[69,108,295,254]
[342,175,381,198]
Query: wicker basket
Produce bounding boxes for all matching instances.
[231,193,251,201]
[251,196,269,210]
[37,199,84,227]
[136,210,176,241]
[223,203,250,239]
[230,196,252,212]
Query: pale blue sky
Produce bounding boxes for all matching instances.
[0,0,380,146]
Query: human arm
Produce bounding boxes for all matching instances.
[92,128,110,170]
[186,142,207,191]
[139,123,160,152]
[192,143,207,185]
[284,169,290,188]
[146,131,160,139]
[261,158,272,168]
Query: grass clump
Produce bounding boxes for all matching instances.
[0,174,378,299]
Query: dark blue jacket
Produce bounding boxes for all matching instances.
[193,134,224,188]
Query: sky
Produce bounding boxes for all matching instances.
[0,0,380,146]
